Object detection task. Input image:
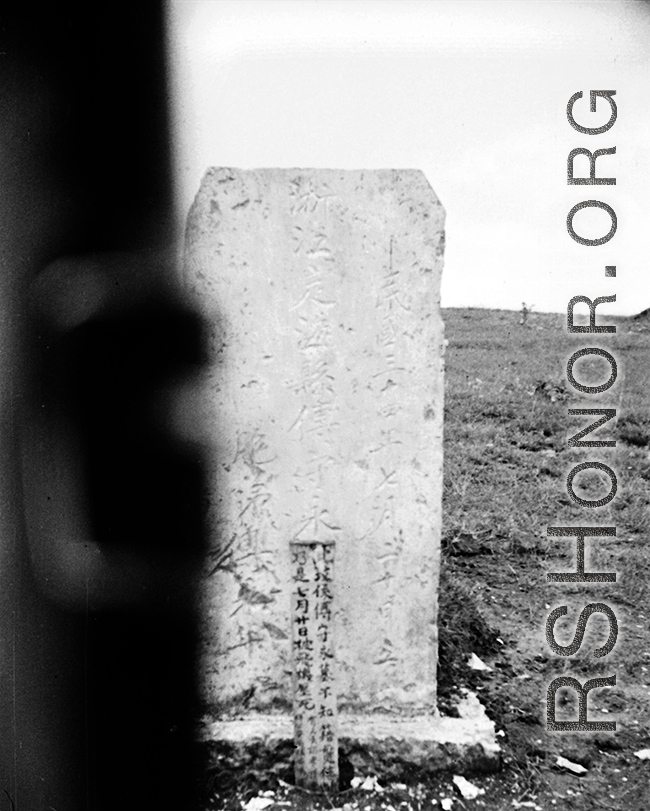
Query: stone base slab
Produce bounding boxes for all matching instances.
[199,692,501,783]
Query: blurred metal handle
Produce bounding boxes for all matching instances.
[0,4,206,809]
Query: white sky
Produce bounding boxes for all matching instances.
[167,0,650,314]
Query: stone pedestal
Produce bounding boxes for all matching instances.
[198,690,501,781]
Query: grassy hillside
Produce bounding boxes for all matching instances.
[441,305,650,619]
[438,306,650,809]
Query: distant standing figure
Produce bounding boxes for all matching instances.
[520,301,533,326]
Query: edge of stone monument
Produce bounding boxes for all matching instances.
[186,165,446,718]
[186,165,445,221]
[185,167,446,280]
[198,691,501,782]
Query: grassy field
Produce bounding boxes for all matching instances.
[204,306,650,811]
[435,306,650,810]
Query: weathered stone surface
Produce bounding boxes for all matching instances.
[184,168,445,716]
[199,692,501,781]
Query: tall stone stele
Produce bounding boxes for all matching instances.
[186,169,489,775]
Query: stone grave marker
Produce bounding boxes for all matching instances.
[186,169,497,778]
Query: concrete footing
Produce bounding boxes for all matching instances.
[199,691,501,783]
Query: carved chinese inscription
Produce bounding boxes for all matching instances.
[287,176,341,548]
[290,540,338,791]
[185,168,445,716]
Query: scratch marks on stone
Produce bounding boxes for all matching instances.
[375,638,398,667]
[263,621,288,640]
[374,468,398,490]
[206,532,237,576]
[218,631,266,656]
[287,405,307,434]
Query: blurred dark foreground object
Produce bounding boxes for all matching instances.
[0,4,207,809]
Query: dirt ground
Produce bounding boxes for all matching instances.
[202,307,650,811]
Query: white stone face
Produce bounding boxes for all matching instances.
[184,168,445,716]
